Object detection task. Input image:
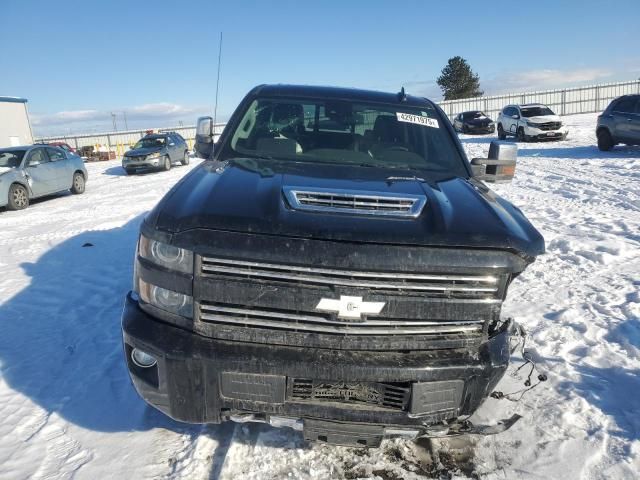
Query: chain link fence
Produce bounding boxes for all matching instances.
[35,79,640,156]
[438,79,640,120]
[36,124,225,158]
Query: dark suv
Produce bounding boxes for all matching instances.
[597,94,640,151]
[122,132,189,174]
[121,85,544,447]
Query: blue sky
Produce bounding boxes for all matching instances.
[2,0,639,135]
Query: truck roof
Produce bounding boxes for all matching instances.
[251,84,435,108]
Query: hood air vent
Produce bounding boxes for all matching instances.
[283,187,426,218]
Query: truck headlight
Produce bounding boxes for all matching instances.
[146,153,161,160]
[138,278,193,317]
[139,234,193,273]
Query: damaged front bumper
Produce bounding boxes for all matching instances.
[122,293,521,447]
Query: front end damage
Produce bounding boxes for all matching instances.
[122,226,537,447]
[123,294,525,446]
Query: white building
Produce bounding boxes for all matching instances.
[0,96,34,148]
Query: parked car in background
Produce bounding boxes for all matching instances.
[497,104,568,141]
[0,145,87,210]
[122,132,189,174]
[452,111,495,134]
[596,94,640,151]
[48,141,77,154]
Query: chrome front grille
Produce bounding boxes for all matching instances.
[535,122,561,131]
[200,256,499,298]
[283,187,426,218]
[197,301,484,335]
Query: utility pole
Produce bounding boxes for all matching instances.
[111,112,118,131]
[123,111,129,130]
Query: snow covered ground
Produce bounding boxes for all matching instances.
[0,113,638,479]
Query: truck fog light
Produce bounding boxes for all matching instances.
[131,348,157,368]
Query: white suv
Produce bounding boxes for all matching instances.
[497,104,568,142]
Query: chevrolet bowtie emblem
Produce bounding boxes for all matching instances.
[315,296,386,320]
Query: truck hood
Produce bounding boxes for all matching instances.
[0,167,15,176]
[152,158,544,259]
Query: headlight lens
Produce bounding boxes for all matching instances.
[526,121,538,128]
[138,278,193,317]
[146,153,161,160]
[139,234,193,273]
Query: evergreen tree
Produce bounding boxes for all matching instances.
[437,56,483,100]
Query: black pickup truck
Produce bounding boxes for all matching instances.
[121,85,544,447]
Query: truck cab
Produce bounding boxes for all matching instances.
[121,85,544,447]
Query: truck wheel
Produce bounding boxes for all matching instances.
[517,127,527,142]
[7,183,29,210]
[497,124,506,140]
[181,151,190,166]
[71,172,85,194]
[163,156,171,171]
[462,124,469,134]
[597,130,614,151]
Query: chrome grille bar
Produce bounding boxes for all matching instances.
[201,256,499,296]
[198,302,483,336]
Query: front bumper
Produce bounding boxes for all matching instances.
[523,126,568,140]
[122,157,162,171]
[121,293,514,446]
[466,124,495,134]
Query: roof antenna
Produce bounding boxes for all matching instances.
[213,32,223,132]
[398,86,407,102]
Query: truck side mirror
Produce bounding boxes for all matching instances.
[195,116,215,159]
[471,141,517,183]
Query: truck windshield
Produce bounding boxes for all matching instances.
[229,98,468,176]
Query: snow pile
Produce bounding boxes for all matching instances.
[0,114,638,479]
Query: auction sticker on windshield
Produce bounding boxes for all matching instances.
[396,112,439,128]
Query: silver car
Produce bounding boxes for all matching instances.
[0,145,88,210]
